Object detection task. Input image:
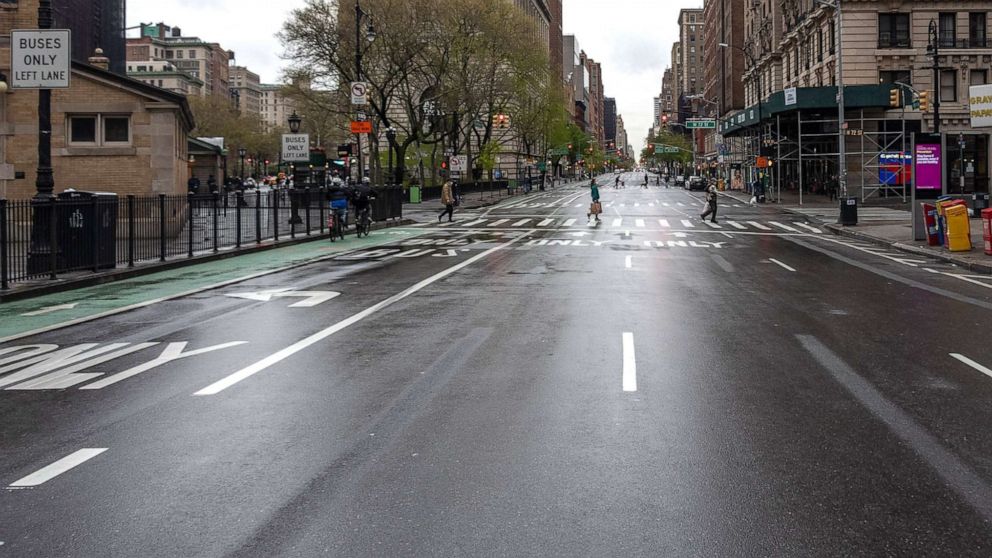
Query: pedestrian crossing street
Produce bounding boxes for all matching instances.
[497,201,751,210]
[430,216,824,233]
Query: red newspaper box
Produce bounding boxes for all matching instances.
[982,208,992,256]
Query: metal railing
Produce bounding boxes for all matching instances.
[1,187,405,289]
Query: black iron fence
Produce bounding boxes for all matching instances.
[0,187,404,289]
[419,180,513,201]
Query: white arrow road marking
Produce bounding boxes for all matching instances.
[81,342,248,390]
[225,290,339,308]
[622,332,637,392]
[625,256,632,269]
[949,353,992,380]
[432,249,460,257]
[8,448,108,488]
[20,304,79,317]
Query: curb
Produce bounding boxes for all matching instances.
[0,219,415,303]
[822,223,992,275]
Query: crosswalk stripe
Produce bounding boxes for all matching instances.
[488,219,509,227]
[574,204,583,208]
[649,203,655,207]
[704,221,722,229]
[748,221,772,231]
[677,202,686,207]
[769,221,799,232]
[726,220,747,230]
[663,203,671,207]
[538,219,554,227]
[681,219,695,228]
[620,203,626,208]
[461,219,487,227]
[659,219,670,228]
[635,203,640,207]
[612,218,623,227]
[563,218,577,227]
[794,222,822,234]
[512,219,532,227]
[636,219,645,228]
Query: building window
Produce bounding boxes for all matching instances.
[879,70,912,85]
[68,116,98,144]
[939,13,957,47]
[176,50,183,58]
[970,13,988,47]
[189,50,196,59]
[817,30,823,62]
[166,50,173,58]
[971,69,988,86]
[878,14,911,48]
[940,70,957,102]
[67,115,131,146]
[829,20,836,53]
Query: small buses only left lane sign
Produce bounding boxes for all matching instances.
[11,29,72,89]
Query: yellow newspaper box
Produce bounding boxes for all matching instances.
[944,204,972,252]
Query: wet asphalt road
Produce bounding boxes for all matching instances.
[3,173,992,556]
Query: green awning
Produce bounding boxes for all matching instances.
[720,84,899,136]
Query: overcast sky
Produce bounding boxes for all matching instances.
[128,0,688,154]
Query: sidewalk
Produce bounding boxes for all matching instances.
[719,189,992,273]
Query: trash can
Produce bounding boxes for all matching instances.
[56,189,118,271]
[409,185,421,204]
[983,208,992,256]
[838,197,858,226]
[945,203,973,252]
[974,192,990,214]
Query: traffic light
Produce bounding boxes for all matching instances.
[492,114,510,129]
[889,88,901,108]
[440,159,448,171]
[264,159,270,166]
[919,90,930,112]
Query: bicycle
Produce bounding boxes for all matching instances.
[355,205,372,238]
[327,206,346,242]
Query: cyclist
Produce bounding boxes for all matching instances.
[327,177,350,240]
[351,178,375,236]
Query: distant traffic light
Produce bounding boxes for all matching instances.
[919,90,930,112]
[889,88,902,108]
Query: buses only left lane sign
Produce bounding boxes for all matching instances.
[11,29,72,89]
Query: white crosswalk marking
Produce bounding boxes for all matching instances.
[681,219,695,228]
[659,219,670,228]
[461,219,487,227]
[769,221,799,232]
[636,219,645,228]
[794,222,822,234]
[563,218,577,227]
[649,203,655,207]
[538,219,554,227]
[663,203,671,207]
[634,203,640,207]
[488,219,509,227]
[748,221,772,231]
[704,221,722,229]
[512,219,532,227]
[620,203,626,208]
[677,202,686,207]
[612,218,623,227]
[574,204,583,208]
[726,220,747,230]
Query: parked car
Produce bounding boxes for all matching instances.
[688,176,707,191]
[674,175,686,187]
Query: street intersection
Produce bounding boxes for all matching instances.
[2,173,992,556]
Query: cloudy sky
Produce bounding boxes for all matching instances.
[127,0,688,153]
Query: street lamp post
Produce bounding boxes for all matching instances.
[927,19,942,135]
[27,0,57,275]
[385,126,396,185]
[287,111,304,224]
[354,1,376,182]
[238,148,247,187]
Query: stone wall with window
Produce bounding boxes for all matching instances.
[0,63,194,199]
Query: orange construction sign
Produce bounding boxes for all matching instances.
[351,121,372,134]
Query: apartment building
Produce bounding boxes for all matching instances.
[127,24,232,100]
[230,66,262,117]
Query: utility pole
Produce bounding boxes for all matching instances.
[833,0,847,198]
[928,19,942,135]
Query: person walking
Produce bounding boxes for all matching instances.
[588,178,602,222]
[438,180,455,223]
[700,183,719,223]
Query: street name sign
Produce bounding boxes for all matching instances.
[11,29,71,89]
[653,144,679,154]
[281,133,310,162]
[685,119,716,129]
[351,81,368,105]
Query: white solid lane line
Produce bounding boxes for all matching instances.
[625,255,632,269]
[794,222,823,234]
[769,258,797,272]
[659,219,670,228]
[612,218,623,227]
[9,448,108,488]
[681,220,695,228]
[622,332,637,392]
[196,236,524,396]
[748,221,772,231]
[636,219,646,228]
[769,221,800,233]
[726,220,747,230]
[950,353,992,380]
[513,219,532,227]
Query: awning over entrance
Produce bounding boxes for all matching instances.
[720,85,897,136]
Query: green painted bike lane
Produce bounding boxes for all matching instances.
[0,228,430,342]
